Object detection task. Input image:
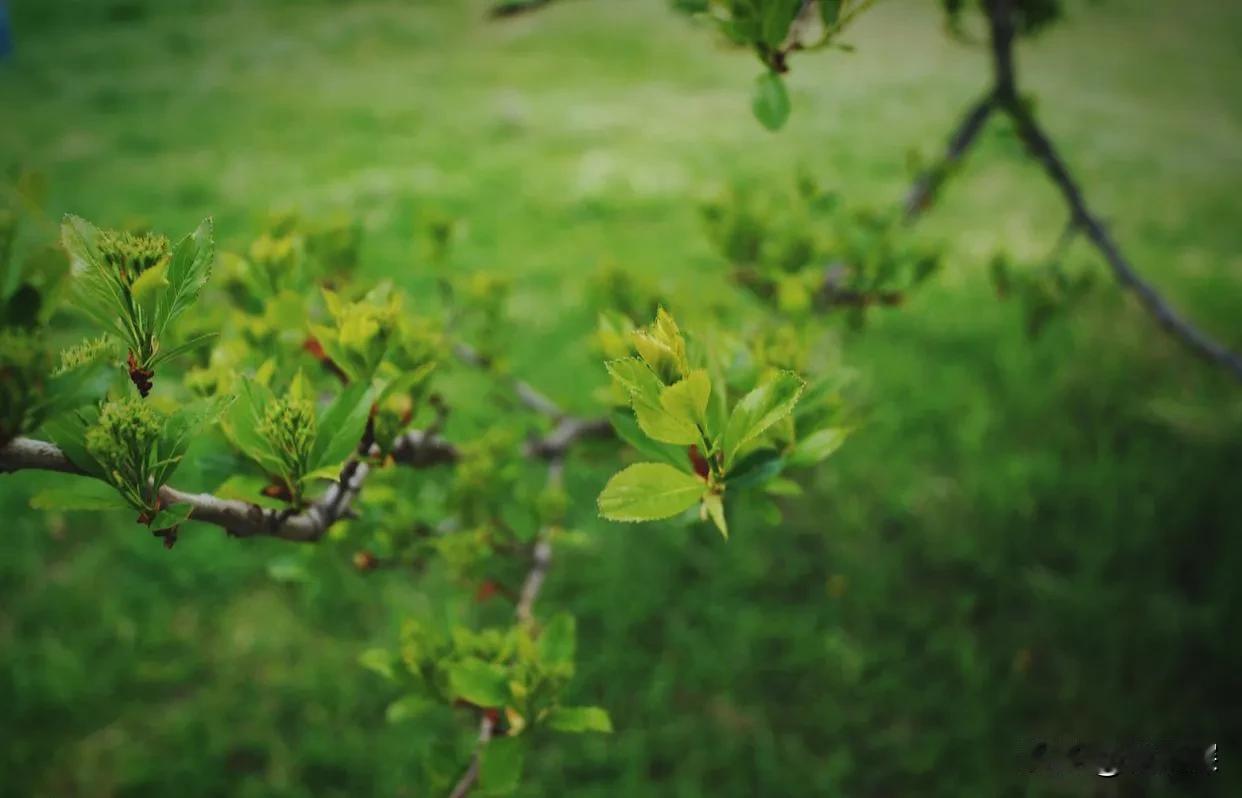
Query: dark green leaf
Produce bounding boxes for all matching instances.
[724,449,785,489]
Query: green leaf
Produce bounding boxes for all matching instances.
[155,217,214,337]
[750,71,789,132]
[150,332,216,368]
[226,380,283,473]
[310,382,372,471]
[479,736,527,795]
[609,412,686,469]
[358,648,397,681]
[820,0,843,28]
[151,398,227,491]
[266,555,310,584]
[752,70,791,132]
[597,462,704,522]
[60,215,103,275]
[761,0,799,46]
[605,357,662,403]
[44,408,105,480]
[724,449,785,489]
[449,658,510,708]
[537,613,575,667]
[547,706,613,733]
[702,492,728,539]
[787,426,850,466]
[30,481,131,512]
[632,391,700,446]
[721,371,805,468]
[609,358,700,445]
[630,307,688,383]
[147,504,193,531]
[61,215,130,336]
[385,694,430,724]
[660,368,710,430]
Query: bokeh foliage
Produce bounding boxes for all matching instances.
[2,0,1240,796]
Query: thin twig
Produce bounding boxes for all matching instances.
[447,714,496,798]
[895,0,1242,381]
[1004,100,1242,380]
[453,342,565,420]
[903,91,997,221]
[516,458,562,624]
[1,429,450,542]
[447,458,563,797]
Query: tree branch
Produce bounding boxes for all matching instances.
[0,430,454,542]
[0,412,611,544]
[454,342,566,420]
[902,91,997,220]
[1002,102,1242,380]
[897,0,1242,381]
[447,713,496,798]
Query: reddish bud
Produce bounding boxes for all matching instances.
[688,445,710,479]
[302,336,326,359]
[262,480,294,502]
[474,580,500,603]
[126,351,154,397]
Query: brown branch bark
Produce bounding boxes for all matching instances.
[0,413,611,543]
[897,0,1242,381]
[447,713,496,798]
[903,91,998,221]
[0,430,452,542]
[1001,98,1242,380]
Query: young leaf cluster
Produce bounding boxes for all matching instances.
[225,376,372,507]
[702,177,941,321]
[360,610,610,793]
[598,307,847,537]
[61,216,215,395]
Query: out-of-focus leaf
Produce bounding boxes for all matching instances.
[752,71,791,132]
[547,705,613,733]
[788,426,850,466]
[537,613,575,667]
[449,658,510,708]
[479,736,527,794]
[30,481,130,512]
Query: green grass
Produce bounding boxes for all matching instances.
[2,0,1240,795]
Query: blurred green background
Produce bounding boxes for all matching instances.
[2,0,1240,795]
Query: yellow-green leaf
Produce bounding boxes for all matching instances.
[660,369,710,429]
[721,371,805,468]
[449,658,510,707]
[598,462,704,522]
[702,492,728,539]
[547,706,613,733]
